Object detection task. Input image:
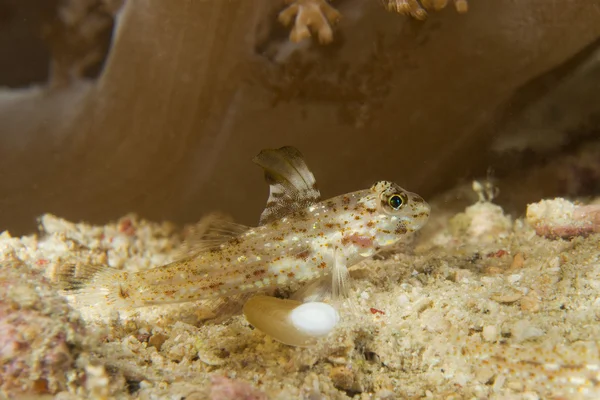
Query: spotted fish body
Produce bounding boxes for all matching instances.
[63,147,430,309]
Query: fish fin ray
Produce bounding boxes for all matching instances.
[55,262,131,307]
[55,262,107,292]
[178,212,251,258]
[291,276,332,302]
[253,146,321,225]
[332,249,350,300]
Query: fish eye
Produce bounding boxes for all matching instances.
[388,194,406,210]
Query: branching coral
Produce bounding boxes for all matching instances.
[278,0,468,44]
[382,0,468,20]
[278,0,341,44]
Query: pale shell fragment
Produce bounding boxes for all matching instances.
[291,302,339,337]
[490,291,523,303]
[243,295,340,347]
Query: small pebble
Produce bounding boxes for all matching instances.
[148,333,168,351]
[482,325,498,342]
[329,366,354,391]
[507,274,522,284]
[520,292,541,312]
[397,294,410,306]
[512,320,544,342]
[509,253,525,270]
[484,266,503,275]
[490,291,522,303]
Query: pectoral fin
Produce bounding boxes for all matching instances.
[290,275,332,303]
[332,248,350,300]
[253,146,321,225]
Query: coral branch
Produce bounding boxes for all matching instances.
[382,0,468,20]
[278,0,341,44]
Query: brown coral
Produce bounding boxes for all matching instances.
[382,0,468,20]
[278,0,341,44]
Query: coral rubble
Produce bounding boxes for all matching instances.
[0,257,87,395]
[527,198,600,239]
[1,191,599,398]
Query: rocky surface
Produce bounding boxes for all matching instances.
[1,191,599,399]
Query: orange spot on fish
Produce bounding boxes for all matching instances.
[295,249,311,260]
[341,233,374,248]
[119,286,131,299]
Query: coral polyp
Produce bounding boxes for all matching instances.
[279,0,469,44]
[278,0,341,44]
[382,0,468,19]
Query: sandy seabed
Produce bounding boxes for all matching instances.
[1,194,599,400]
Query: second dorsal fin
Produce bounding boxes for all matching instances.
[177,212,250,258]
[253,146,321,225]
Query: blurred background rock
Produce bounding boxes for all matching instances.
[1,0,599,235]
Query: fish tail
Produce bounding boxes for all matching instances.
[56,263,136,308]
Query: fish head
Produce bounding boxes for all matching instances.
[359,181,430,248]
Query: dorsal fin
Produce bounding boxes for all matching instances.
[253,146,321,225]
[177,212,250,258]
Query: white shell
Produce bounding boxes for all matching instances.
[243,295,340,347]
[290,302,339,337]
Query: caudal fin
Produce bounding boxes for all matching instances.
[55,263,128,307]
[56,263,106,291]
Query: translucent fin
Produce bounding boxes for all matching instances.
[291,275,332,303]
[253,146,321,225]
[178,212,250,258]
[55,263,131,307]
[293,249,352,304]
[55,262,107,291]
[331,249,350,300]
